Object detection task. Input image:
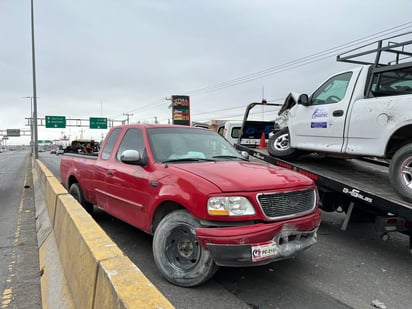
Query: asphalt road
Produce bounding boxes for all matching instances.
[41,153,412,309]
[0,150,41,309]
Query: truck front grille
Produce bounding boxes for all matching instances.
[257,189,316,220]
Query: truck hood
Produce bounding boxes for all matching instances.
[171,161,313,192]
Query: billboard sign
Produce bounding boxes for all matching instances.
[171,95,190,126]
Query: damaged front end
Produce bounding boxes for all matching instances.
[195,209,321,267]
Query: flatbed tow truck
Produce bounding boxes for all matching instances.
[235,33,412,252]
[235,143,412,253]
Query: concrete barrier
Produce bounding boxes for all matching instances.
[33,159,174,309]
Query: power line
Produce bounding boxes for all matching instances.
[108,23,412,121]
[183,23,412,96]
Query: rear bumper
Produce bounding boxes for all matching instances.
[196,209,321,267]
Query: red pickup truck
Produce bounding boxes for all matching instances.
[60,124,321,287]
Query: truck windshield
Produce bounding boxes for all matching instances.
[147,127,244,163]
[311,72,352,105]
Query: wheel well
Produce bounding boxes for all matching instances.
[150,201,185,235]
[386,125,412,159]
[67,175,79,189]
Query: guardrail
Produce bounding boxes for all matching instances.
[33,159,174,309]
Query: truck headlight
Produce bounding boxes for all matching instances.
[207,196,255,216]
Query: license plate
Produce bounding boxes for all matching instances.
[241,138,259,145]
[251,241,277,262]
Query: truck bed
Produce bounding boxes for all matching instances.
[236,145,412,221]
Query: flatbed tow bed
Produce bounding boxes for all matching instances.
[235,144,412,252]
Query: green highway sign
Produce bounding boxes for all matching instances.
[46,115,66,128]
[6,129,20,137]
[89,117,108,129]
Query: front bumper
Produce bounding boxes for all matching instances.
[195,209,321,267]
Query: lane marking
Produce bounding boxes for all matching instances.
[1,174,28,308]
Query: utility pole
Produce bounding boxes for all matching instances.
[30,0,39,159]
[123,113,133,124]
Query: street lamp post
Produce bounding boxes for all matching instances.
[23,96,34,154]
[30,0,39,159]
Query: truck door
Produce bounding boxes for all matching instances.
[103,128,150,230]
[95,128,122,209]
[289,69,360,152]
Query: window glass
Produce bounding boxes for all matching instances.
[311,72,352,105]
[101,128,121,160]
[231,127,241,138]
[116,128,145,161]
[370,67,412,97]
[217,126,225,136]
[147,127,242,163]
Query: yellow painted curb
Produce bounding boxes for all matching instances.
[54,195,124,309]
[95,256,174,309]
[44,177,67,225]
[34,159,175,308]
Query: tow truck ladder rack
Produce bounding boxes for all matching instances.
[336,31,412,68]
[337,31,412,98]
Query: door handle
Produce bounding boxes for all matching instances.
[107,170,114,177]
[333,110,344,117]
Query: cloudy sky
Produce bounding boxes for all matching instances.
[1,0,412,144]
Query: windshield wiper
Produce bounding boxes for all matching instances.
[211,155,245,160]
[161,158,216,163]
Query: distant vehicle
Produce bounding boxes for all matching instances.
[191,121,209,129]
[71,139,100,153]
[50,149,57,154]
[56,149,64,155]
[220,121,242,145]
[238,101,281,147]
[60,124,321,287]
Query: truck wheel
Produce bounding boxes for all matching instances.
[267,128,300,160]
[152,210,219,287]
[389,144,412,203]
[69,183,94,214]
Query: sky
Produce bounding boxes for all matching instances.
[1,0,412,145]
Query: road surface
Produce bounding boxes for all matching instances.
[41,153,412,309]
[0,150,41,309]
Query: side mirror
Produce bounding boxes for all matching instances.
[120,149,141,165]
[298,94,310,106]
[240,151,249,160]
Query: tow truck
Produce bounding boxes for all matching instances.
[236,33,412,252]
[236,139,412,253]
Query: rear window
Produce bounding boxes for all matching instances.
[101,128,121,160]
[370,66,412,97]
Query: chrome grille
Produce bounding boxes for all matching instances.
[257,189,315,219]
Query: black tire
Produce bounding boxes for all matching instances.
[69,183,94,214]
[152,210,219,287]
[267,128,301,160]
[389,144,412,203]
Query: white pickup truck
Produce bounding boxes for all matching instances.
[267,33,412,202]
